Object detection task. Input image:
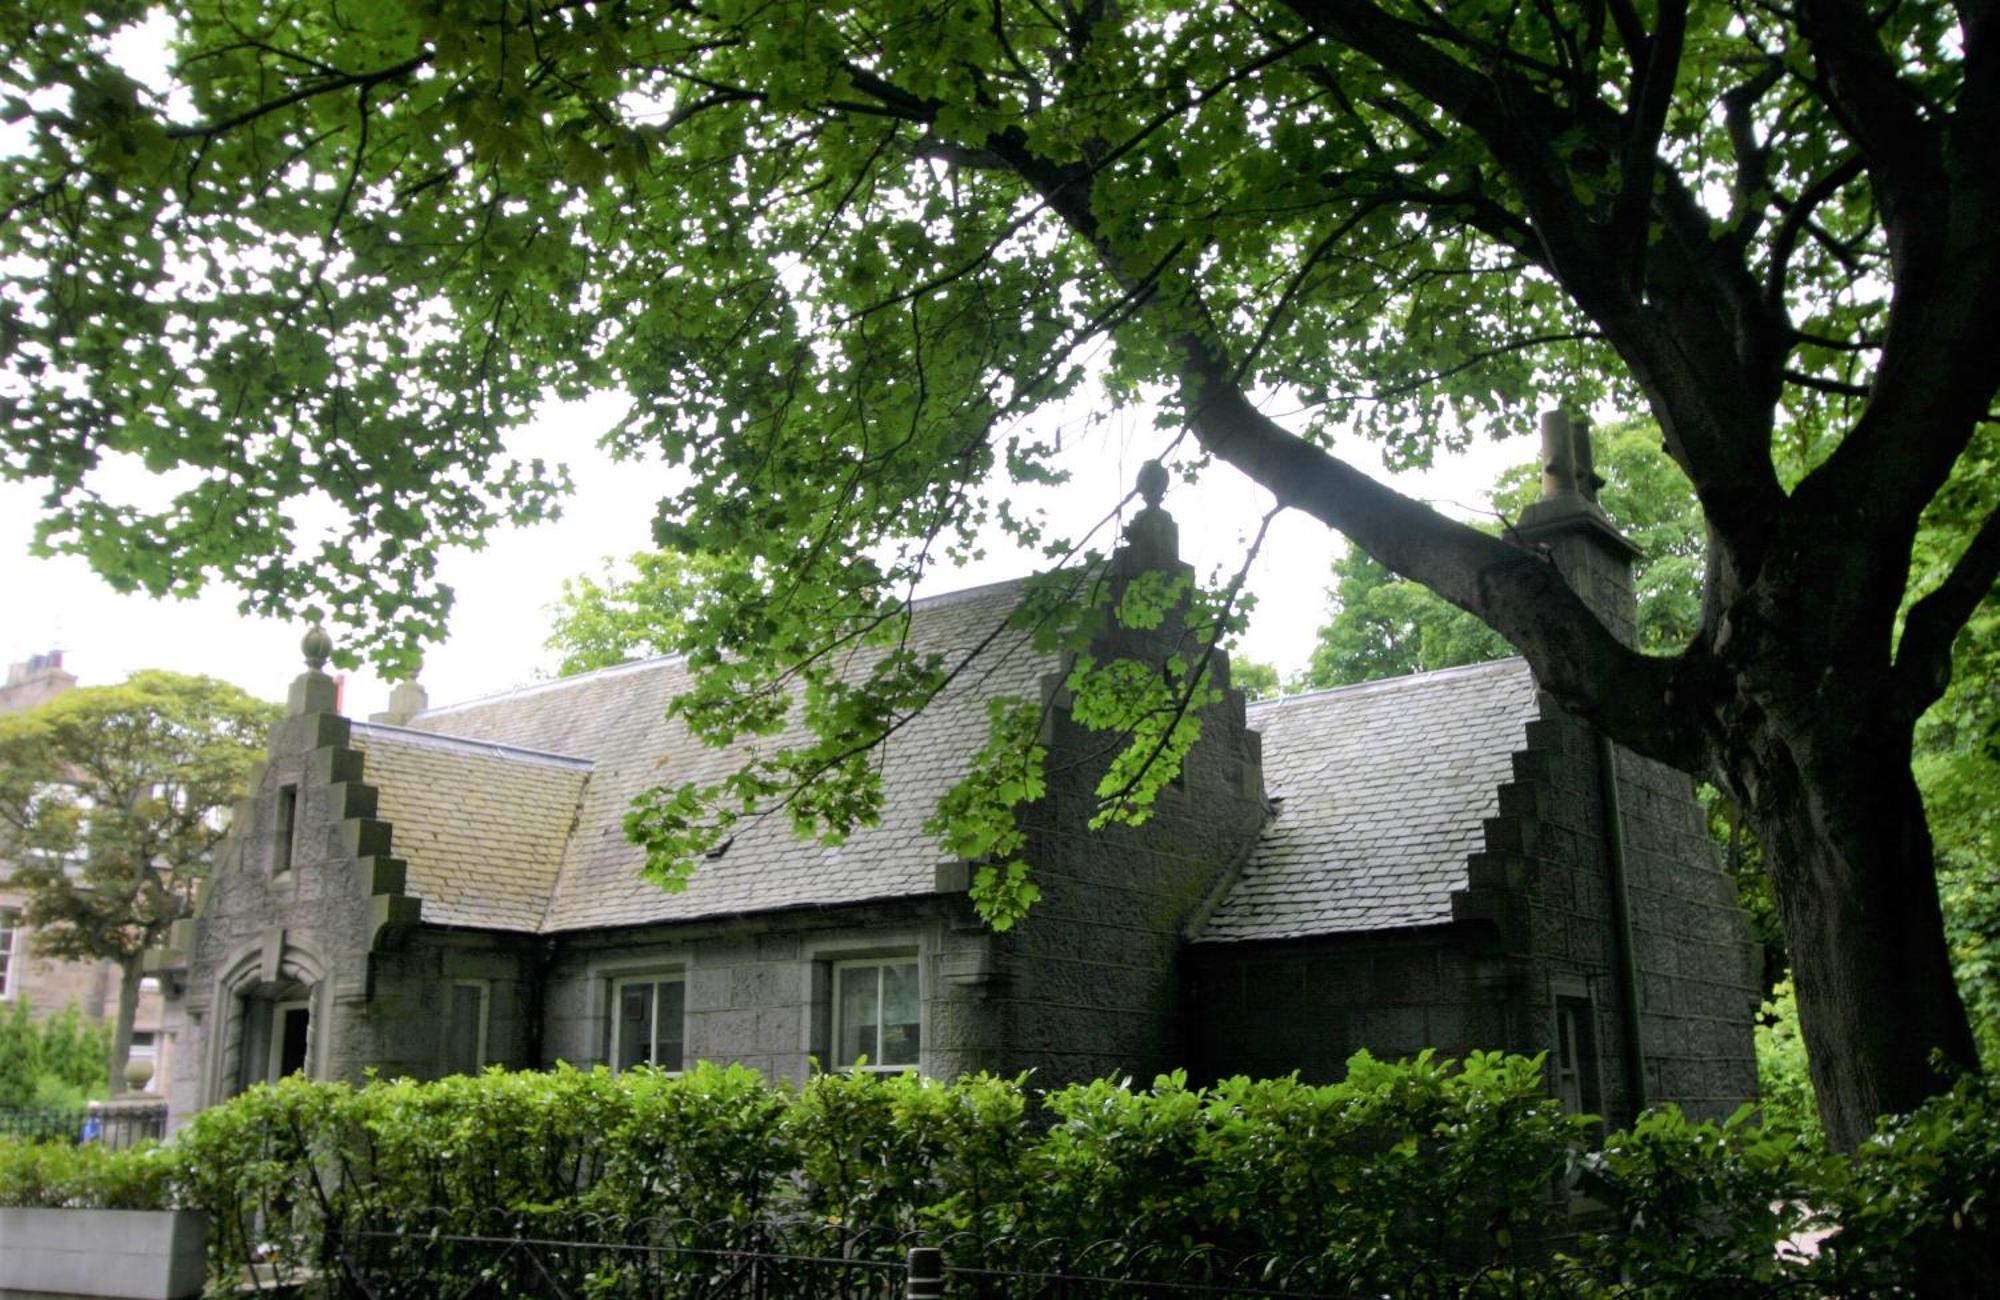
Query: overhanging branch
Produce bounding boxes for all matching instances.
[1896,502,2000,716]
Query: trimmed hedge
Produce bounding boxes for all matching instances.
[0,1136,175,1210]
[1,1053,1993,1295]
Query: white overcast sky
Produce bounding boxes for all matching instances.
[1,392,1530,716]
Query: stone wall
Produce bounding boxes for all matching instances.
[159,682,427,1123]
[1455,695,1760,1124]
[1186,686,1757,1123]
[1183,928,1520,1083]
[537,896,1008,1083]
[996,666,1266,1088]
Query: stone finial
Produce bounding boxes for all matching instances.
[302,626,333,671]
[288,625,340,716]
[1115,459,1180,578]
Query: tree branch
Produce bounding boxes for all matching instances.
[165,53,431,142]
[1793,0,1944,256]
[1783,369,1871,398]
[1896,502,2000,715]
[1611,0,1686,276]
[1765,152,1866,304]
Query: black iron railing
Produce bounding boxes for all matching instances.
[0,1102,166,1148]
[320,1214,1647,1299]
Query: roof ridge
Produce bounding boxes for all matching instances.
[409,654,684,720]
[410,577,1030,723]
[1245,656,1529,715]
[351,720,594,770]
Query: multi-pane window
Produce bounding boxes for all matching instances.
[612,975,685,1072]
[832,959,920,1071]
[1553,997,1600,1114]
[442,980,489,1077]
[0,908,17,999]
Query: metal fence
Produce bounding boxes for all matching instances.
[322,1216,1625,1300]
[0,1102,166,1148]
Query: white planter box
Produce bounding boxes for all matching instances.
[0,1207,206,1299]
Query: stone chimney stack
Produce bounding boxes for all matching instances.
[0,649,78,715]
[1512,410,1641,646]
[370,669,430,727]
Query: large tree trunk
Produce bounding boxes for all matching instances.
[107,954,143,1097]
[1729,694,1980,1150]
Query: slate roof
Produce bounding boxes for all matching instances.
[1198,658,1540,944]
[347,727,588,931]
[392,580,1057,934]
[352,577,1540,942]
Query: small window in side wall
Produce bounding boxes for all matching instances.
[442,980,489,1077]
[0,907,18,999]
[1553,996,1601,1114]
[273,785,298,875]
[611,974,685,1072]
[832,958,920,1071]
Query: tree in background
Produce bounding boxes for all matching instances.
[1229,660,1283,703]
[0,1002,113,1110]
[1305,424,1703,689]
[544,551,732,678]
[0,673,277,1093]
[4,1,1997,1145]
[1305,423,2000,1121]
[1909,428,2000,1064]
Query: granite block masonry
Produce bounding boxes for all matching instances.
[152,436,1758,1129]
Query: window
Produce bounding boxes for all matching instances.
[273,785,298,875]
[832,958,920,1071]
[1553,997,1601,1114]
[0,908,17,999]
[270,1000,311,1080]
[442,980,489,1076]
[239,996,312,1093]
[612,974,684,1072]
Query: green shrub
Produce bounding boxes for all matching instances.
[1808,1071,2000,1295]
[0,1002,112,1110]
[0,1136,175,1210]
[56,1053,1983,1295]
[1571,1102,1823,1290]
[1754,976,1824,1147]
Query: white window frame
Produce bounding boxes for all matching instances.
[830,956,922,1073]
[1550,987,1601,1116]
[610,973,685,1073]
[442,979,490,1076]
[0,907,18,1000]
[267,999,311,1082]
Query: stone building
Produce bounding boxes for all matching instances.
[1,652,171,1092]
[152,425,1760,1127]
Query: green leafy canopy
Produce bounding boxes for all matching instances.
[5,0,1998,1132]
